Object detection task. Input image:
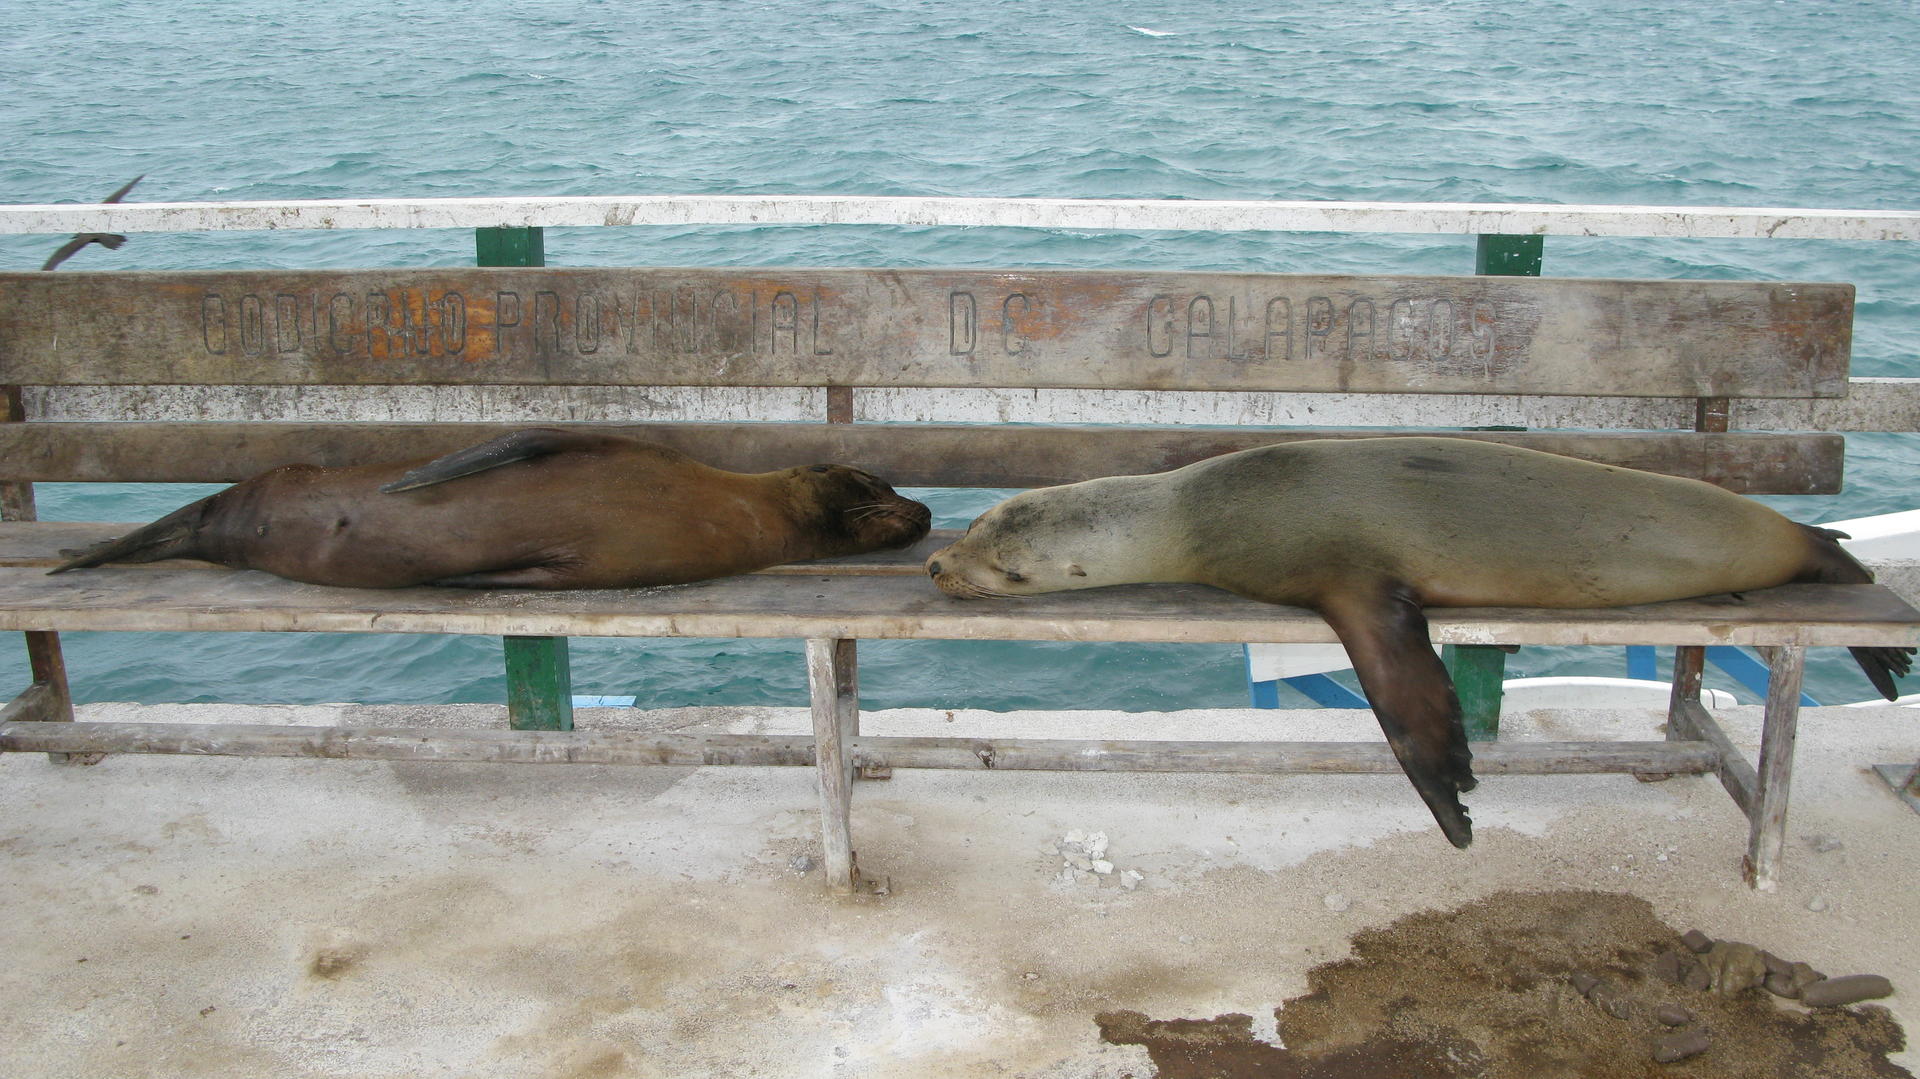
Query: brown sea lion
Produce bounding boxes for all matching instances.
[924,436,1912,848]
[52,428,931,588]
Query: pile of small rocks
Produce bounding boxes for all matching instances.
[1051,830,1145,890]
[1569,928,1895,1065]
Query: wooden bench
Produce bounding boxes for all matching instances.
[2,243,1915,893]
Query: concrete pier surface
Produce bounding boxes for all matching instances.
[3,701,1915,1077]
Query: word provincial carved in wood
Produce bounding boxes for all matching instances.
[196,286,839,361]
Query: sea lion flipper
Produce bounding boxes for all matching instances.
[380,429,608,493]
[1790,523,1916,699]
[48,497,209,574]
[1850,645,1913,702]
[1317,579,1476,848]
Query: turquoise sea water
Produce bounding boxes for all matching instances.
[4,0,1919,708]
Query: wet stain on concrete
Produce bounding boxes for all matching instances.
[1097,1010,1473,1078]
[1099,890,1910,1079]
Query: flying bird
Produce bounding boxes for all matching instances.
[40,174,144,271]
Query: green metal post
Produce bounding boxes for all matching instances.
[475,226,545,268]
[1446,234,1545,740]
[1474,233,1542,276]
[504,634,575,731]
[476,226,572,732]
[1442,644,1505,741]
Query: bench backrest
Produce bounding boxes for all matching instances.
[0,267,1855,494]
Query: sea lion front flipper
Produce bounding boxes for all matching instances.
[380,428,610,493]
[1316,579,1477,849]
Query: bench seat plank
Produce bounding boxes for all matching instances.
[0,565,1911,648]
[0,422,1845,494]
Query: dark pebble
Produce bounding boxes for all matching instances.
[1802,975,1894,1008]
[1655,1004,1694,1026]
[1652,949,1709,990]
[1651,951,1685,986]
[1653,1029,1711,1063]
[1570,972,1600,996]
[1682,930,1714,953]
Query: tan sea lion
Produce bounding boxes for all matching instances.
[52,428,931,588]
[925,436,1913,848]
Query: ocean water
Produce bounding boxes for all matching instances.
[3,0,1919,709]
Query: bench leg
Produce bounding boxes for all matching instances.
[1666,646,1705,738]
[1744,646,1806,891]
[807,638,859,894]
[8,631,94,766]
[2,388,88,764]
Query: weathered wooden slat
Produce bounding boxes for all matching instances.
[0,719,1723,776]
[0,269,1851,397]
[1667,697,1758,816]
[0,681,59,724]
[0,422,1845,493]
[26,379,1920,432]
[0,567,1913,647]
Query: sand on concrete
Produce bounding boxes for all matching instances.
[1,701,1914,1077]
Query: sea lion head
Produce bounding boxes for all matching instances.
[791,464,932,554]
[926,483,1137,599]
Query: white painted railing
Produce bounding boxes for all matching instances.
[2,194,1918,241]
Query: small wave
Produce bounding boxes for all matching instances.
[1128,25,1177,37]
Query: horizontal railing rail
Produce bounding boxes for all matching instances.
[1,195,1918,241]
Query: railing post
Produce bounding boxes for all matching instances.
[475,225,545,268]
[1474,233,1543,276]
[1445,233,1544,740]
[476,226,572,733]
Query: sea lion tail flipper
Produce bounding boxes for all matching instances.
[379,428,609,493]
[47,499,208,574]
[1794,522,1876,585]
[1792,523,1916,700]
[1318,580,1476,849]
[1849,646,1913,702]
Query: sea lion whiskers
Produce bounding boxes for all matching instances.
[845,500,908,521]
[943,578,1022,600]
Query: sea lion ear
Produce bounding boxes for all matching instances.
[1067,564,1087,577]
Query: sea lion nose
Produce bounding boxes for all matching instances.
[927,559,943,577]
